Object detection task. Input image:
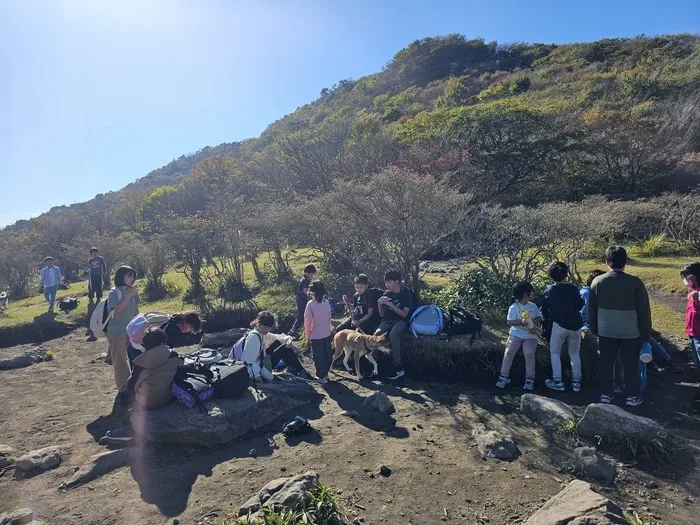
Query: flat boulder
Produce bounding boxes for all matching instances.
[239,471,318,521]
[131,380,318,447]
[0,508,34,525]
[525,479,627,524]
[362,392,395,414]
[0,347,48,371]
[574,447,616,486]
[521,394,575,429]
[472,425,519,461]
[577,403,665,444]
[15,446,62,473]
[199,328,248,351]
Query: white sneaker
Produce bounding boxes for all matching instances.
[495,376,511,389]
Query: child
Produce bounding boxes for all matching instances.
[541,262,585,392]
[496,281,543,391]
[305,281,333,384]
[337,274,382,335]
[580,270,605,330]
[289,264,317,338]
[681,262,700,404]
[107,266,140,393]
[39,256,62,313]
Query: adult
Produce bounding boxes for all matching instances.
[289,264,316,338]
[87,247,108,303]
[589,246,651,407]
[375,269,414,380]
[107,266,140,393]
[39,256,61,313]
[336,274,382,335]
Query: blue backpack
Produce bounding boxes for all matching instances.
[409,305,444,337]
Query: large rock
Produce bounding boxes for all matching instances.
[521,394,576,429]
[131,380,318,447]
[0,347,48,371]
[577,403,666,444]
[60,449,131,489]
[199,328,248,352]
[472,425,519,461]
[525,479,628,524]
[0,508,33,525]
[239,471,319,521]
[362,392,395,414]
[574,447,615,486]
[0,444,15,469]
[15,446,62,473]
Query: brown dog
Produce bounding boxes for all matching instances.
[332,330,391,379]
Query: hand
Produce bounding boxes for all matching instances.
[521,319,529,326]
[377,297,388,306]
[284,336,293,347]
[351,319,359,328]
[39,285,44,294]
[127,285,139,297]
[342,294,350,305]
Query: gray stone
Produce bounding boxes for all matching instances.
[521,394,576,429]
[0,444,15,469]
[131,380,318,447]
[239,471,319,520]
[525,480,627,524]
[577,403,666,444]
[362,392,395,414]
[472,426,519,461]
[15,446,62,472]
[0,347,48,371]
[574,447,616,486]
[199,328,248,352]
[0,508,33,525]
[60,449,131,489]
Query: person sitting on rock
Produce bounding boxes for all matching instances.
[240,311,314,381]
[336,274,382,335]
[100,327,182,446]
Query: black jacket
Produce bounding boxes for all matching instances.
[541,283,585,331]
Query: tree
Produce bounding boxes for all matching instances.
[0,235,37,298]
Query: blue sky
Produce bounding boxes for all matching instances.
[2,0,699,226]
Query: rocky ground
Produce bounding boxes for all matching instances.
[1,330,699,525]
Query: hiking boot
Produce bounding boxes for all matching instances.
[495,375,511,389]
[387,366,405,380]
[626,396,643,407]
[545,379,565,392]
[289,368,315,381]
[572,381,582,393]
[523,378,535,391]
[600,394,614,404]
[99,427,133,446]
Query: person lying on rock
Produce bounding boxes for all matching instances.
[240,311,314,382]
[100,327,182,446]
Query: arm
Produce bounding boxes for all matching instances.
[101,257,108,277]
[39,269,45,287]
[57,267,62,283]
[303,302,313,337]
[637,282,652,341]
[589,286,599,335]
[540,291,550,322]
[357,307,374,325]
[112,288,135,313]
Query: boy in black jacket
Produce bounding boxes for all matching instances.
[541,261,585,393]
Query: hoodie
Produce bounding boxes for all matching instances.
[126,344,181,410]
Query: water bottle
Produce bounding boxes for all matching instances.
[639,341,653,363]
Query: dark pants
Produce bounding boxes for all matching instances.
[689,337,700,380]
[290,298,307,334]
[89,274,104,302]
[375,319,408,366]
[336,317,380,335]
[127,343,142,370]
[267,340,305,372]
[311,336,333,379]
[599,336,641,397]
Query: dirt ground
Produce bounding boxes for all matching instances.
[1,330,699,525]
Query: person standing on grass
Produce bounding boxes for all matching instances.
[107,266,140,393]
[680,262,700,406]
[289,264,316,339]
[589,246,651,408]
[305,281,334,384]
[39,256,61,313]
[541,261,585,393]
[375,269,414,380]
[87,247,108,303]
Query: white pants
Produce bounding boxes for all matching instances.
[549,322,582,382]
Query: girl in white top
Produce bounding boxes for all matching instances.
[239,311,313,381]
[496,281,543,391]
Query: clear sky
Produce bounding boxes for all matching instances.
[2,0,699,226]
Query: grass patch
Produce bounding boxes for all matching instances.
[624,510,654,525]
[649,300,686,341]
[42,350,55,361]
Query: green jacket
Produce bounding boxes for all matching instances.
[589,271,652,340]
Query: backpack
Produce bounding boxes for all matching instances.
[183,348,223,366]
[409,305,444,337]
[58,297,79,312]
[89,287,122,339]
[127,311,172,350]
[445,307,482,343]
[210,362,250,398]
[171,363,215,412]
[232,331,263,361]
[404,287,422,315]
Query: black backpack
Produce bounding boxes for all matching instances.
[172,363,215,412]
[209,362,250,398]
[445,307,482,343]
[59,297,79,312]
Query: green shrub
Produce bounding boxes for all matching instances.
[43,350,55,362]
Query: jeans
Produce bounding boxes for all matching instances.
[549,322,582,382]
[689,337,700,380]
[310,336,333,379]
[501,336,538,380]
[375,319,408,366]
[89,274,104,302]
[43,285,58,311]
[599,336,641,397]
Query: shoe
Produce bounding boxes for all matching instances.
[600,394,614,404]
[572,381,581,393]
[387,366,405,380]
[545,379,565,392]
[495,375,511,389]
[289,368,315,381]
[626,396,643,407]
[523,379,535,391]
[317,376,329,384]
[99,427,133,446]
[87,335,98,342]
